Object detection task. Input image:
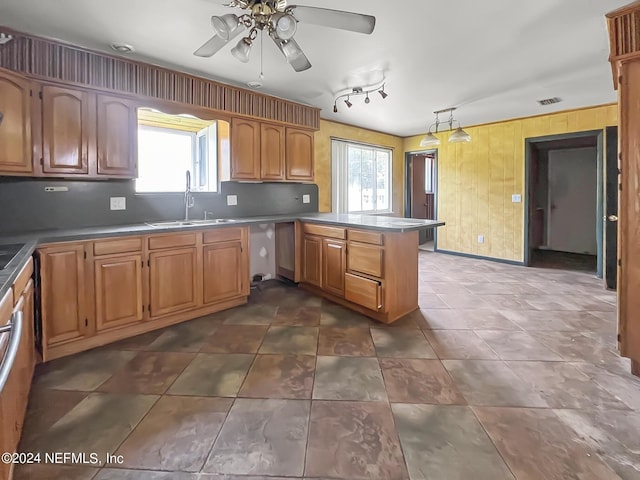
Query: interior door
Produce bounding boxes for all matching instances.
[605,126,619,290]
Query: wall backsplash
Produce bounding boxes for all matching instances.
[0,179,318,235]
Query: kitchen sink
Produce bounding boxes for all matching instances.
[147,219,237,228]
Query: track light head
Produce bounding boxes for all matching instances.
[378,86,388,99]
[345,97,353,108]
[364,93,370,104]
[333,103,338,113]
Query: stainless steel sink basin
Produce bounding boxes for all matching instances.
[147,219,237,228]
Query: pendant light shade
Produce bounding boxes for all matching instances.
[231,37,252,63]
[420,132,440,147]
[448,127,472,143]
[274,13,297,40]
[211,14,240,40]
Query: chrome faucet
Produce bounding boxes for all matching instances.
[184,170,194,221]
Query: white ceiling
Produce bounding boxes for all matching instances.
[0,0,628,136]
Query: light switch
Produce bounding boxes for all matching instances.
[227,195,238,206]
[110,197,126,210]
[512,194,522,203]
[478,235,485,244]
[303,194,310,204]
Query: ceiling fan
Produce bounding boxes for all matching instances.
[194,0,376,72]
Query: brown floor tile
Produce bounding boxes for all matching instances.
[32,350,137,391]
[529,331,625,369]
[14,464,98,480]
[474,407,621,480]
[392,404,514,480]
[97,351,195,394]
[438,293,492,309]
[223,303,278,325]
[442,360,548,407]
[145,319,217,352]
[29,392,157,456]
[419,308,520,330]
[370,328,436,358]
[115,396,233,472]
[313,356,387,401]
[317,327,375,356]
[574,362,640,410]
[95,470,196,479]
[500,310,588,331]
[168,353,253,397]
[380,358,465,404]
[273,305,321,326]
[428,281,473,294]
[200,325,268,353]
[305,401,408,480]
[204,399,309,476]
[320,302,372,328]
[417,293,450,309]
[259,326,318,355]
[239,354,315,399]
[423,329,499,359]
[106,329,164,351]
[475,330,563,360]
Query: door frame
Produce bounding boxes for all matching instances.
[524,129,604,277]
[405,149,438,248]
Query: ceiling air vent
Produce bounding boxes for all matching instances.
[538,97,562,106]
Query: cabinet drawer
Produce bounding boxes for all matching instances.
[348,243,383,278]
[203,227,243,244]
[148,233,197,250]
[303,223,346,240]
[345,273,382,311]
[12,257,33,300]
[348,229,383,245]
[94,237,143,256]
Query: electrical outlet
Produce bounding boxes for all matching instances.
[44,186,69,192]
[478,235,485,244]
[512,194,522,203]
[110,197,126,210]
[302,194,310,204]
[227,195,238,206]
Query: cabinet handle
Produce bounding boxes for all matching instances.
[0,111,4,126]
[0,312,23,393]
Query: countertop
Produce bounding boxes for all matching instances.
[0,213,445,301]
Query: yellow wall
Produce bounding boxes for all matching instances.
[404,104,618,262]
[314,119,404,214]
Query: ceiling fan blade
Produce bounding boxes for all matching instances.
[288,6,375,34]
[271,34,312,72]
[194,25,244,57]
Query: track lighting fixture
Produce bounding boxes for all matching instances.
[333,82,388,113]
[419,107,471,146]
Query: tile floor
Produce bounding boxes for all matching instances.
[15,251,640,480]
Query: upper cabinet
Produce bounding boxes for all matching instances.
[286,127,314,182]
[41,85,93,175]
[0,68,34,174]
[96,94,138,178]
[229,118,314,182]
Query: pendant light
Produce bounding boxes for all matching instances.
[419,107,471,146]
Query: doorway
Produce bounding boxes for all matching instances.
[405,150,437,250]
[525,131,604,276]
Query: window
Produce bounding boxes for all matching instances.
[135,111,219,193]
[425,155,435,193]
[332,140,392,214]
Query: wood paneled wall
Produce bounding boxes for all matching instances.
[0,30,320,129]
[314,120,404,214]
[404,104,618,262]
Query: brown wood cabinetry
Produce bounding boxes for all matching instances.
[260,123,285,180]
[39,244,88,349]
[286,127,314,181]
[302,235,323,287]
[231,117,261,179]
[96,94,138,177]
[149,247,199,317]
[41,85,93,175]
[94,254,144,331]
[322,238,346,297]
[203,242,244,304]
[0,68,34,174]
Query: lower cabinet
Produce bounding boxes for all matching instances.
[302,235,322,287]
[322,238,346,297]
[149,247,198,317]
[94,254,144,331]
[203,242,244,304]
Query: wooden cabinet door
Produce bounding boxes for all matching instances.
[149,247,198,317]
[94,254,143,331]
[323,238,346,297]
[230,117,260,180]
[302,235,322,287]
[286,127,314,181]
[96,94,138,178]
[42,85,93,175]
[39,244,87,348]
[260,122,285,180]
[0,68,33,174]
[203,241,243,304]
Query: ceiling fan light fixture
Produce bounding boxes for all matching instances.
[420,132,440,147]
[231,37,253,63]
[449,127,471,143]
[211,14,240,40]
[274,13,297,40]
